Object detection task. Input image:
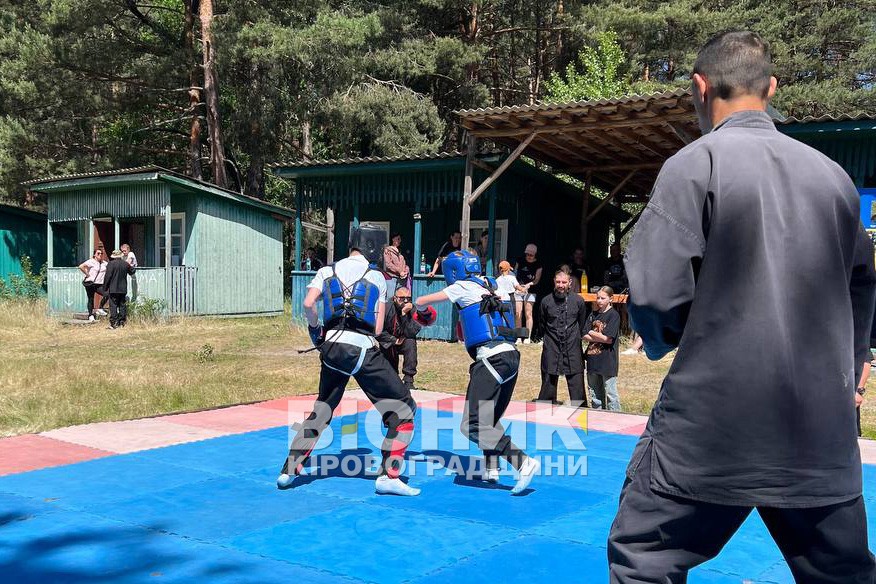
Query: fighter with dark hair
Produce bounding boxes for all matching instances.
[277,223,428,496]
[416,250,539,494]
[610,30,876,582]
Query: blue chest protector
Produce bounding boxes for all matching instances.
[456,276,517,357]
[322,266,380,335]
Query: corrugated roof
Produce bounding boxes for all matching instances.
[23,166,294,218]
[778,112,876,125]
[268,151,464,169]
[455,88,690,117]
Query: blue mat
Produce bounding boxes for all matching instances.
[0,411,871,583]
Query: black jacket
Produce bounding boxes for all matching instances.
[376,303,422,350]
[103,258,134,295]
[539,292,588,375]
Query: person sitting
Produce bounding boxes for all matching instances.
[603,243,628,292]
[473,230,490,274]
[569,247,589,293]
[301,247,323,271]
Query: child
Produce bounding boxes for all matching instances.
[583,286,621,410]
[416,250,539,494]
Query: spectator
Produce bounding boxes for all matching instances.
[302,247,323,271]
[495,260,524,310]
[473,230,489,274]
[569,247,589,293]
[103,249,135,329]
[603,243,628,292]
[78,249,106,322]
[376,286,422,391]
[583,286,621,410]
[121,243,137,268]
[426,231,461,277]
[536,269,588,406]
[383,233,411,296]
[513,243,542,343]
[621,333,644,356]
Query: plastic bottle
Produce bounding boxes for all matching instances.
[419,254,427,274]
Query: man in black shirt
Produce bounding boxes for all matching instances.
[103,249,135,329]
[376,287,423,391]
[426,231,461,277]
[602,244,628,292]
[610,31,876,582]
[536,270,588,405]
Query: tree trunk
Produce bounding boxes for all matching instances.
[199,0,227,188]
[185,0,202,179]
[301,119,313,159]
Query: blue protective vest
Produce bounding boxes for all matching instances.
[456,277,516,356]
[322,266,380,334]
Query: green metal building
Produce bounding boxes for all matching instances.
[0,203,76,286]
[271,153,627,340]
[25,167,294,316]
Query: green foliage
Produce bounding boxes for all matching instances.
[128,297,167,323]
[195,343,215,363]
[0,256,46,301]
[545,31,628,102]
[319,82,444,158]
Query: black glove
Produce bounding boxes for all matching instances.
[308,325,324,348]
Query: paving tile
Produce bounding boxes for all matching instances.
[41,419,225,454]
[0,435,111,476]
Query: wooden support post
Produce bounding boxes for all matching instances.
[586,171,636,223]
[580,172,592,249]
[460,134,475,250]
[326,207,335,265]
[468,131,536,205]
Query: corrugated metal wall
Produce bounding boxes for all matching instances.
[48,183,170,222]
[1,210,46,282]
[192,195,284,315]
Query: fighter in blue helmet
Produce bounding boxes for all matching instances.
[416,249,540,494]
[277,223,423,496]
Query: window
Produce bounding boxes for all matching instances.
[466,219,508,269]
[156,213,186,267]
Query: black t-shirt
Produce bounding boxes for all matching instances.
[585,307,620,376]
[569,260,589,290]
[434,241,461,274]
[515,258,542,286]
[604,259,627,290]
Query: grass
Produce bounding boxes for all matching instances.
[2,298,875,439]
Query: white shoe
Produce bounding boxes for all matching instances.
[88,315,95,322]
[621,348,638,355]
[276,473,296,489]
[97,309,108,316]
[523,338,531,344]
[515,339,523,345]
[511,457,540,495]
[484,468,500,483]
[375,475,421,496]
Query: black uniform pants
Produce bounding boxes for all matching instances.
[108,293,127,327]
[537,371,586,405]
[382,337,418,384]
[282,341,417,478]
[462,349,526,471]
[608,439,876,583]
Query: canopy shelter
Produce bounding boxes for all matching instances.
[455,89,702,248]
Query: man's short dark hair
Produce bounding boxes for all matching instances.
[693,30,772,100]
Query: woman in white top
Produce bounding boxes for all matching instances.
[79,249,107,321]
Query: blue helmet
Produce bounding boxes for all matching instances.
[442,250,481,285]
